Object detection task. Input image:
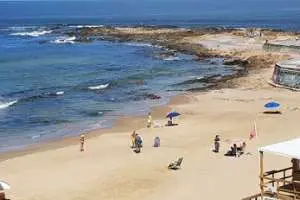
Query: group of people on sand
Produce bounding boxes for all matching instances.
[130,130,161,153]
[78,112,162,153]
[129,112,162,153]
[147,112,177,128]
[213,135,247,157]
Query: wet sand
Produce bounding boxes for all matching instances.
[1,28,300,200]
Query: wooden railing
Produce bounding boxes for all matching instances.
[263,167,293,187]
[261,167,300,199]
[241,193,262,200]
[242,192,274,200]
[243,167,300,200]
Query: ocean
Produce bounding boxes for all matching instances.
[0,0,300,152]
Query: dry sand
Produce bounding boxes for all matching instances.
[1,31,300,200]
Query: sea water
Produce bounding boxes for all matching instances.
[0,0,300,152]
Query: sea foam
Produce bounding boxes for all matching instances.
[163,56,181,61]
[52,36,76,44]
[69,25,104,28]
[124,42,162,49]
[10,30,52,37]
[0,100,18,110]
[55,91,64,95]
[88,83,109,90]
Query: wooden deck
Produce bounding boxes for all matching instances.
[244,167,300,200]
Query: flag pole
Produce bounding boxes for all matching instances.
[254,120,258,138]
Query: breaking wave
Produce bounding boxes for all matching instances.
[10,30,52,37]
[55,91,64,96]
[52,36,76,44]
[163,56,181,61]
[0,100,18,110]
[124,42,162,48]
[69,25,104,28]
[88,83,109,90]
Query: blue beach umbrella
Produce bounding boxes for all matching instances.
[264,101,280,109]
[166,111,181,118]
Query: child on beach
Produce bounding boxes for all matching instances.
[80,134,85,152]
[147,112,153,128]
[131,131,137,148]
[153,136,160,147]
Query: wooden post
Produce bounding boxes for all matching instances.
[260,151,264,198]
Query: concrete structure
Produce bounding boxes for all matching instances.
[272,59,300,89]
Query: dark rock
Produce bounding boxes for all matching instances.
[146,93,161,100]
[224,59,249,66]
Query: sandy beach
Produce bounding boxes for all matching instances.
[1,28,300,200]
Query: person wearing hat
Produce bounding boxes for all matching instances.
[80,134,85,152]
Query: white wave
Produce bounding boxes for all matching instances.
[56,91,64,96]
[9,26,37,31]
[88,83,109,90]
[31,134,41,140]
[10,30,52,37]
[52,36,76,44]
[0,100,18,110]
[124,42,162,48]
[163,56,181,61]
[125,42,152,47]
[69,25,103,28]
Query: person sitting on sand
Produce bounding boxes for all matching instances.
[225,143,238,157]
[231,144,238,157]
[147,112,153,128]
[237,142,246,154]
[167,117,173,126]
[131,131,137,148]
[80,134,85,152]
[213,135,220,153]
[153,136,160,147]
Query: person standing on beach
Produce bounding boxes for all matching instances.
[80,134,85,152]
[131,130,137,148]
[147,112,152,128]
[214,135,220,153]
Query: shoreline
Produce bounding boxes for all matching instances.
[0,92,194,162]
[0,26,255,159]
[0,26,292,161]
[2,25,300,200]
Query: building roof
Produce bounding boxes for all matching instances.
[259,138,300,159]
[277,59,300,70]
